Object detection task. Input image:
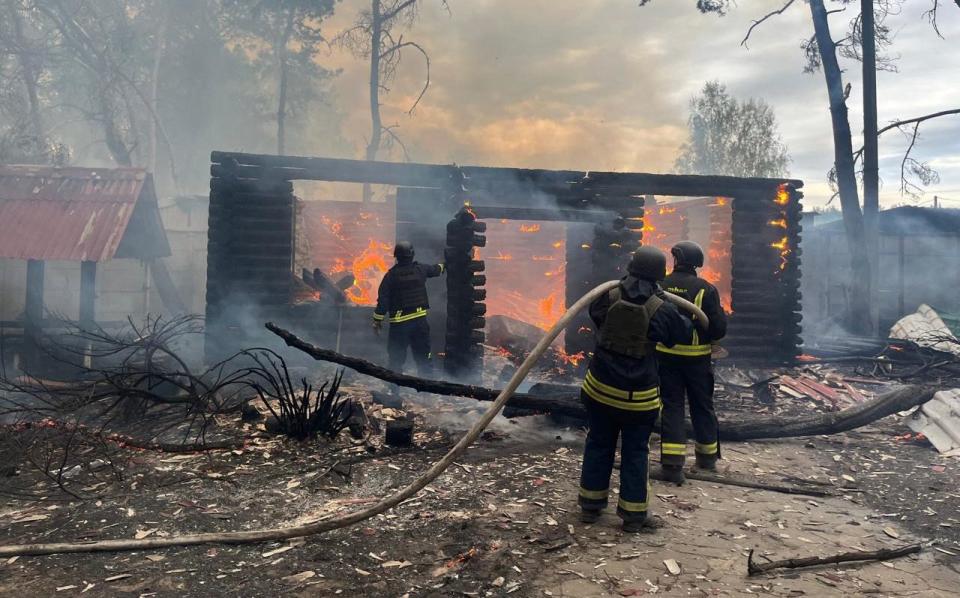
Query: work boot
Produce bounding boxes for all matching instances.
[695,453,718,471]
[660,465,685,486]
[622,516,664,534]
[579,508,601,524]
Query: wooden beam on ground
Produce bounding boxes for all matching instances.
[266,323,937,441]
[265,322,587,418]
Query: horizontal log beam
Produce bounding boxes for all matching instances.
[211,151,803,198]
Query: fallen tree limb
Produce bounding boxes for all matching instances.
[719,384,937,441]
[266,323,588,418]
[747,543,923,576]
[5,421,242,453]
[0,282,620,557]
[255,336,939,442]
[653,469,835,497]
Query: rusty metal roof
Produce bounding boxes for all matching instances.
[0,165,167,262]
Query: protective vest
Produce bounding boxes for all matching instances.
[596,287,664,358]
[390,263,429,313]
[657,285,710,357]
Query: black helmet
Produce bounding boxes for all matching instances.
[671,240,704,268]
[627,246,667,281]
[394,242,415,261]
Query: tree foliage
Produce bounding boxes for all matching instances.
[675,81,790,178]
[0,0,344,192]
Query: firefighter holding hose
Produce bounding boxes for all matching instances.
[578,246,693,532]
[373,242,445,376]
[657,241,728,485]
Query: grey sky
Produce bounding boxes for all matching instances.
[323,0,960,208]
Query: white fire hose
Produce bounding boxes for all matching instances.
[0,282,707,557]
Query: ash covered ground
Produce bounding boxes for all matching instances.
[3,358,960,597]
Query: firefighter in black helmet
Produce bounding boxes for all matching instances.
[373,242,445,376]
[657,241,728,485]
[578,246,693,532]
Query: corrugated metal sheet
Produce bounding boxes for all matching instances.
[908,388,960,455]
[0,165,147,262]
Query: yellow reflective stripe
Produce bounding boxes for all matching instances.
[579,487,609,500]
[617,497,648,512]
[661,443,687,456]
[438,263,445,273]
[585,372,658,401]
[388,308,428,323]
[691,289,706,346]
[372,313,385,321]
[583,387,662,412]
[585,372,629,399]
[695,442,718,455]
[657,343,712,356]
[693,288,705,309]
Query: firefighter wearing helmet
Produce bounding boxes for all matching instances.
[577,246,693,532]
[656,240,728,485]
[373,242,445,376]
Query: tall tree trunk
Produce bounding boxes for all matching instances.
[861,0,880,332]
[362,0,383,203]
[9,5,44,145]
[809,0,873,335]
[147,3,171,174]
[276,9,295,156]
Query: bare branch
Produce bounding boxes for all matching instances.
[381,0,418,22]
[741,0,796,48]
[923,0,944,38]
[876,108,960,137]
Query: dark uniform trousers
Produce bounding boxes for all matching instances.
[659,354,719,467]
[387,316,433,377]
[578,393,657,523]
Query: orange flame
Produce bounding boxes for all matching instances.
[552,241,563,249]
[554,347,585,367]
[491,251,513,261]
[769,218,788,228]
[345,239,393,305]
[519,224,541,233]
[775,184,790,205]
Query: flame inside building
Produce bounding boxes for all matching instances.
[206,152,804,369]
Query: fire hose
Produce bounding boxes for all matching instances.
[0,282,707,557]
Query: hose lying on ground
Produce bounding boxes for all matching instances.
[0,282,705,557]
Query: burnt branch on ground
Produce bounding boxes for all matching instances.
[239,349,352,441]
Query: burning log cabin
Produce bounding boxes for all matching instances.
[205,151,803,371]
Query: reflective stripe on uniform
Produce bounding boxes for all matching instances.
[661,442,686,456]
[695,441,718,455]
[578,487,609,500]
[582,372,661,411]
[617,497,648,512]
[372,313,386,321]
[657,288,711,356]
[388,307,428,323]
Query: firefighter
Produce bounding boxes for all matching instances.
[657,241,728,485]
[373,242,445,376]
[578,246,693,532]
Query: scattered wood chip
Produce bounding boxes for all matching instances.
[286,479,301,489]
[282,570,316,584]
[104,574,132,582]
[134,529,158,540]
[144,555,166,562]
[883,527,900,539]
[56,585,77,592]
[262,545,294,558]
[355,567,371,576]
[382,560,413,569]
[664,559,681,576]
[492,576,505,587]
[12,514,48,524]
